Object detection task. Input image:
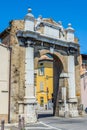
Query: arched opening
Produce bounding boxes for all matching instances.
[34,52,63,118]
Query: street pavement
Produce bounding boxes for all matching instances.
[37,109,87,130]
[2,110,87,130]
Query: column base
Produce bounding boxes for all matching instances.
[68,98,79,117]
[58,98,79,117]
[68,110,78,117]
[22,96,37,123]
[59,100,69,117]
[21,111,37,123]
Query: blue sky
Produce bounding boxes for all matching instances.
[0,0,87,53]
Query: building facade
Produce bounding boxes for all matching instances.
[0,44,11,122]
[80,54,87,111]
[35,54,53,110]
[0,8,81,123]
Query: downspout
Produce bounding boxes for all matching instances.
[8,46,12,123]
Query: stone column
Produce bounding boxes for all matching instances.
[59,73,69,117]
[24,46,37,123]
[62,87,66,103]
[68,55,78,117]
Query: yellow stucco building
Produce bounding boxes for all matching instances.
[35,54,53,109]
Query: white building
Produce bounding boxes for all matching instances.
[0,44,11,122]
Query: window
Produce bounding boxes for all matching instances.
[40,82,44,91]
[40,97,44,107]
[38,67,44,75]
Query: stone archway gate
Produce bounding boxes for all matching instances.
[17,8,80,123]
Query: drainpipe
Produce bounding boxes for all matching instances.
[8,46,12,123]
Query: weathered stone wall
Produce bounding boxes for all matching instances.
[9,20,25,122]
[10,44,25,122]
[10,20,24,45]
[75,54,81,110]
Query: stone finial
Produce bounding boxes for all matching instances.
[68,23,72,27]
[24,8,35,31]
[38,15,42,19]
[25,7,34,19]
[37,15,42,22]
[58,21,62,25]
[66,23,75,42]
[67,23,75,32]
[28,8,32,13]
